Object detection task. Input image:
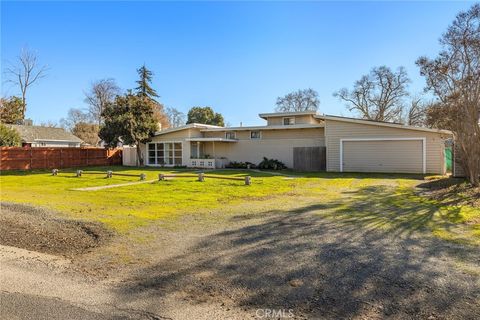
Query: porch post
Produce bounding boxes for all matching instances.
[213,141,216,169]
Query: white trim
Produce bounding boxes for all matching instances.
[33,139,81,143]
[146,141,183,166]
[202,124,324,132]
[340,137,427,174]
[185,137,237,142]
[259,111,318,119]
[249,130,262,140]
[153,123,223,137]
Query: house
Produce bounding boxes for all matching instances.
[138,111,452,174]
[6,124,83,148]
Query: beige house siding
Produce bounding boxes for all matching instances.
[203,128,325,167]
[266,115,319,126]
[203,138,325,168]
[325,119,447,174]
[203,128,323,140]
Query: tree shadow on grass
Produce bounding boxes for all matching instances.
[115,185,479,318]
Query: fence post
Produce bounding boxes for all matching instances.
[245,176,251,185]
[198,172,205,182]
[159,173,165,181]
[140,173,146,180]
[76,170,83,177]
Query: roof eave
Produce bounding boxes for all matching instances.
[322,115,453,135]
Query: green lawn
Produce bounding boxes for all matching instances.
[1,166,478,245]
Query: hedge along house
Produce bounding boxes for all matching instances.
[138,111,452,174]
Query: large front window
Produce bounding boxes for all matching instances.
[148,142,182,166]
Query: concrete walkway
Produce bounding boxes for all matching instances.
[71,179,156,191]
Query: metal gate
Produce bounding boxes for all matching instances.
[293,147,326,171]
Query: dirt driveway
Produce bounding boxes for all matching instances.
[1,191,479,319]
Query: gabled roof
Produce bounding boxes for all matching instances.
[319,115,452,135]
[258,111,318,120]
[6,124,83,143]
[153,123,223,136]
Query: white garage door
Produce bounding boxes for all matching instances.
[342,139,424,173]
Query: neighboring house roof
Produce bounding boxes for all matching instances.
[5,124,83,143]
[153,123,223,136]
[318,115,453,135]
[258,111,318,120]
[201,124,324,132]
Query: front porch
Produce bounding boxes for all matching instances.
[186,137,237,169]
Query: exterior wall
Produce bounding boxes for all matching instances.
[30,141,81,148]
[203,128,325,168]
[325,119,448,174]
[266,115,320,126]
[139,128,203,166]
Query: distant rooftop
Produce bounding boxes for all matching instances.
[5,124,83,143]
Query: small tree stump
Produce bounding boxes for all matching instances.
[245,176,251,185]
[76,170,83,177]
[52,169,58,176]
[106,171,113,178]
[198,172,205,182]
[140,173,146,180]
[159,173,165,181]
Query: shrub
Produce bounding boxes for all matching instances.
[257,157,287,170]
[226,161,256,169]
[0,123,21,146]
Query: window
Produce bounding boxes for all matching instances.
[283,117,295,125]
[147,142,182,166]
[250,131,261,139]
[225,132,236,140]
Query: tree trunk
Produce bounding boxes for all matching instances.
[136,143,144,167]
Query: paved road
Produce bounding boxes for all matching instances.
[0,292,120,320]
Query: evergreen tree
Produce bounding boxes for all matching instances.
[135,65,159,99]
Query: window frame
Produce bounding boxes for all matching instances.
[250,130,262,140]
[225,131,236,140]
[282,117,295,125]
[146,141,182,166]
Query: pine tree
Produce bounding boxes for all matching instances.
[135,65,159,100]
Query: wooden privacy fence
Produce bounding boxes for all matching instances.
[293,146,326,171]
[0,147,122,170]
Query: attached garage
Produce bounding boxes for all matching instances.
[323,115,452,175]
[341,138,425,174]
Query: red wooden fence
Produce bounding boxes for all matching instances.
[0,147,122,170]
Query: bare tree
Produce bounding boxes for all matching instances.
[4,48,48,118]
[417,3,480,186]
[334,66,410,122]
[275,88,320,112]
[84,79,120,126]
[166,107,186,128]
[59,108,91,132]
[406,96,427,126]
[38,120,58,128]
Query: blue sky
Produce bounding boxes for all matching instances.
[1,1,475,126]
